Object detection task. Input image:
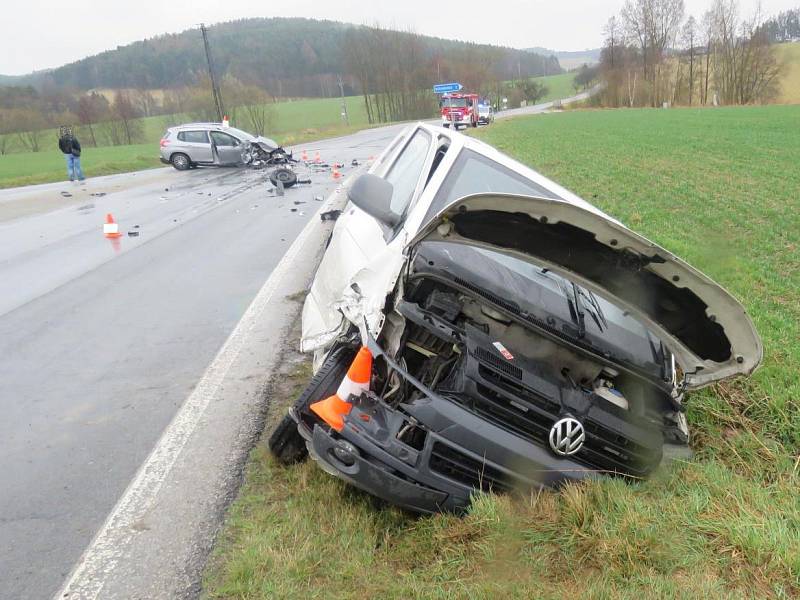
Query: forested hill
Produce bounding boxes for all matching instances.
[15,18,561,97]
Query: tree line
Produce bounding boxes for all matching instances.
[6,18,559,100]
[598,0,787,108]
[341,26,560,124]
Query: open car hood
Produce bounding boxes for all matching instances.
[408,193,762,390]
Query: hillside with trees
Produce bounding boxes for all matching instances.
[4,18,559,98]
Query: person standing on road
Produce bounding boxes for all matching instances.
[58,126,85,182]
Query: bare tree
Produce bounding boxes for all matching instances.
[111,91,143,144]
[0,110,13,155]
[134,90,159,117]
[603,16,623,70]
[682,16,698,104]
[15,110,49,152]
[708,0,782,104]
[622,0,686,105]
[76,92,109,147]
[702,10,715,104]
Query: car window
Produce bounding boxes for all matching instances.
[424,149,561,223]
[177,130,209,144]
[210,131,239,147]
[384,129,432,218]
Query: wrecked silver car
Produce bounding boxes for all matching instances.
[269,123,762,513]
[160,123,295,171]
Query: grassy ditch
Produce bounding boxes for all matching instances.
[204,104,799,599]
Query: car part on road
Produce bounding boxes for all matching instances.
[270,168,298,188]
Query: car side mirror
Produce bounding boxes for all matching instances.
[347,173,399,228]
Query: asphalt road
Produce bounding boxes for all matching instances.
[0,124,404,600]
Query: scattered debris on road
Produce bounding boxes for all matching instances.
[127,231,140,237]
[61,191,72,197]
[90,192,107,198]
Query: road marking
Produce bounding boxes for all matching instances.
[54,182,348,600]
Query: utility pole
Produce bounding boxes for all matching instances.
[200,23,225,122]
[337,74,349,125]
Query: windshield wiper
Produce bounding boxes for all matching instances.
[570,282,586,338]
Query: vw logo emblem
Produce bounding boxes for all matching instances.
[549,417,585,456]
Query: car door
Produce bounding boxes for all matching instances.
[209,130,244,165]
[301,126,439,356]
[176,130,213,163]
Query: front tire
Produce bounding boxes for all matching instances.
[171,153,190,171]
[268,345,357,464]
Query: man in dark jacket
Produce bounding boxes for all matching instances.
[58,126,85,182]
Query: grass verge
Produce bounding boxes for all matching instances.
[204,105,799,599]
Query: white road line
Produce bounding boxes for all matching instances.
[54,183,346,600]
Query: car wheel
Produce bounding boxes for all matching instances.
[171,153,190,171]
[268,345,357,464]
[269,167,298,188]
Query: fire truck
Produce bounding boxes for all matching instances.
[439,92,480,129]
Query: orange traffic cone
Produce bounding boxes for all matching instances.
[301,149,308,161]
[310,347,372,431]
[103,213,122,239]
[332,166,341,180]
[314,151,321,164]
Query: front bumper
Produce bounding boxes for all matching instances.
[297,391,594,514]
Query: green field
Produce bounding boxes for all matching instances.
[0,96,378,188]
[204,105,800,599]
[532,72,580,103]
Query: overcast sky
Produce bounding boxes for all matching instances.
[1,0,797,75]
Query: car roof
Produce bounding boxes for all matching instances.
[174,122,224,128]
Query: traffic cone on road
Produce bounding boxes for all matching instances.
[103,213,122,239]
[310,347,372,431]
[301,149,308,161]
[332,166,341,180]
[314,151,321,164]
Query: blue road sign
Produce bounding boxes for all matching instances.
[433,82,463,94]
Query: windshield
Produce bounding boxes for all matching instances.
[424,149,560,222]
[443,98,467,108]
